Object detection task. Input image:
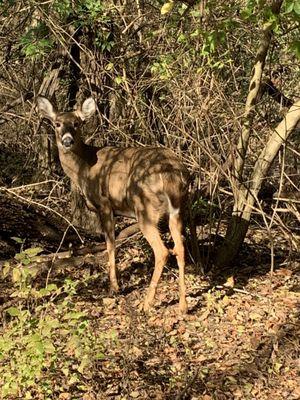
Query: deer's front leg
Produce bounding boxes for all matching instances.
[99,198,119,293]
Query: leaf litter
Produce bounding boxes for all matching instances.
[0,228,299,399]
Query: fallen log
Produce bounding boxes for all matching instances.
[0,223,141,278]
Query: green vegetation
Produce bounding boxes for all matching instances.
[1,248,116,399]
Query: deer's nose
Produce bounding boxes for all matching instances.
[62,133,74,148]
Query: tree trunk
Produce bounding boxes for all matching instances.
[37,65,61,179]
[215,100,300,266]
[214,0,284,267]
[70,183,102,234]
[233,0,283,181]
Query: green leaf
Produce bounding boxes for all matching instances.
[105,62,114,71]
[2,262,10,277]
[63,311,87,320]
[46,283,58,291]
[77,355,90,374]
[14,253,24,261]
[54,0,72,18]
[294,1,300,15]
[27,334,44,355]
[12,267,22,282]
[68,375,79,384]
[161,1,174,15]
[34,340,44,355]
[178,3,188,16]
[284,0,295,14]
[191,29,200,38]
[291,40,300,58]
[38,283,58,297]
[22,258,31,266]
[11,236,24,244]
[274,362,283,373]
[46,317,60,329]
[115,76,123,84]
[6,307,21,317]
[37,288,48,297]
[44,340,55,354]
[24,247,43,257]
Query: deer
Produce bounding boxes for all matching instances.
[37,96,190,314]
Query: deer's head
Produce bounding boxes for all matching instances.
[37,96,96,152]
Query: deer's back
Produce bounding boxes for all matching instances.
[89,147,189,215]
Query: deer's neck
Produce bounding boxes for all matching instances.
[58,141,98,189]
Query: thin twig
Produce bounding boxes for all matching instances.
[1,187,84,244]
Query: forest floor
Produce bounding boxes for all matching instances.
[0,195,299,399]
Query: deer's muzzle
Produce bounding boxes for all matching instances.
[62,133,75,148]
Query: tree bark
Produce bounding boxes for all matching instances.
[37,65,61,178]
[215,100,300,267]
[233,0,283,181]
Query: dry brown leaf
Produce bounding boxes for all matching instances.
[130,391,140,398]
[58,393,71,400]
[145,357,161,367]
[249,312,262,321]
[224,276,235,287]
[291,386,300,397]
[274,268,292,277]
[198,309,210,321]
[172,361,183,371]
[193,354,208,363]
[102,297,116,308]
[177,323,186,334]
[82,394,96,400]
[148,316,163,327]
[131,345,143,358]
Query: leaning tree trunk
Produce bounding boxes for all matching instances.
[215,100,300,266]
[214,0,284,267]
[233,0,284,181]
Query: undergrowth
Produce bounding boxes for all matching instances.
[0,245,116,399]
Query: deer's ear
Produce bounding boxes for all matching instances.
[37,96,57,121]
[78,97,96,120]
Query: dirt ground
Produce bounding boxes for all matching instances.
[70,243,300,399]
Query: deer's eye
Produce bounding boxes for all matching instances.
[74,121,80,128]
[55,122,62,128]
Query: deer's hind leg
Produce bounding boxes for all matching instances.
[136,207,169,312]
[169,211,188,314]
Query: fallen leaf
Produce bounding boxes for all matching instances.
[102,297,116,308]
[130,391,140,398]
[224,276,235,288]
[58,393,71,400]
[131,345,143,357]
[249,312,262,321]
[178,323,186,334]
[82,394,96,400]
